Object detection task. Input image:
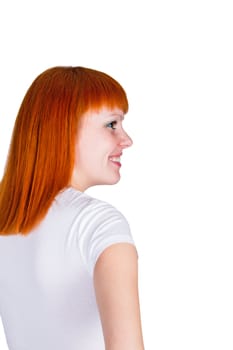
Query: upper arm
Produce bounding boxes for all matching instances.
[94,243,144,350]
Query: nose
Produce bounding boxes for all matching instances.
[119,129,133,148]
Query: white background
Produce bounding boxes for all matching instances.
[0,1,232,349]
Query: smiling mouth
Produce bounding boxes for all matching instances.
[109,156,121,167]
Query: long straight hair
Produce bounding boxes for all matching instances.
[0,66,128,235]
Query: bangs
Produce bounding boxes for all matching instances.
[76,67,129,114]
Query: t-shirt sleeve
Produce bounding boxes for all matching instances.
[77,199,135,277]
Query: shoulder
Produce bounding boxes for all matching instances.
[87,196,129,225]
[55,187,132,242]
[57,188,135,276]
[84,197,132,241]
[57,187,129,227]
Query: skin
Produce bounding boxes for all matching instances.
[94,244,144,350]
[71,106,145,350]
[71,106,133,191]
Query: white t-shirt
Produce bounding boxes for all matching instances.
[0,187,135,350]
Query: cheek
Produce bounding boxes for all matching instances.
[92,133,115,153]
[76,131,117,165]
[77,139,102,168]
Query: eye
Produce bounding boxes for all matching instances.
[106,121,117,130]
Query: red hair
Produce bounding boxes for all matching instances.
[0,66,128,235]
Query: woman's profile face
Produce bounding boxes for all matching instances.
[70,106,133,191]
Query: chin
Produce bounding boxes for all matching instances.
[103,175,121,186]
[110,179,120,185]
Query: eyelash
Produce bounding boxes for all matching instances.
[106,121,117,130]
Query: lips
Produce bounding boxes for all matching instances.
[109,153,122,167]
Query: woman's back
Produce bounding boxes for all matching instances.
[0,188,134,349]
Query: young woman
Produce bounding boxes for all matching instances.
[0,66,144,350]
